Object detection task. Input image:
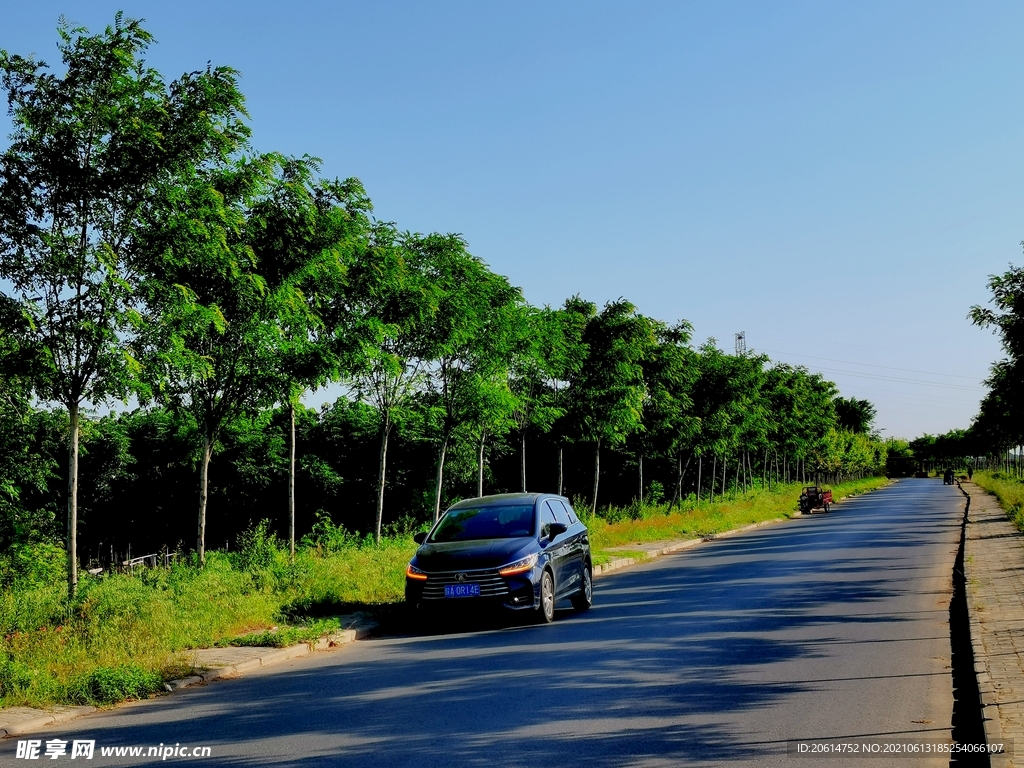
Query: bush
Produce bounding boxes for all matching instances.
[84,664,162,704]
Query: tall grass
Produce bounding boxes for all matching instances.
[0,526,415,709]
[0,476,888,709]
[583,476,889,559]
[972,471,1024,529]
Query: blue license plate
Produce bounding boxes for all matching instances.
[444,583,480,598]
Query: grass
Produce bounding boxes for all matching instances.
[972,471,1024,529]
[584,476,890,562]
[0,476,888,710]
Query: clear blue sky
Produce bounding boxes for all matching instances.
[4,1,1020,439]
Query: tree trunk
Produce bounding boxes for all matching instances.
[557,443,564,496]
[671,454,684,510]
[197,430,213,567]
[478,430,486,498]
[763,448,768,489]
[638,453,643,502]
[722,455,728,499]
[67,401,80,599]
[520,431,527,493]
[433,435,449,522]
[697,455,702,504]
[374,417,391,545]
[289,401,296,561]
[711,454,717,504]
[591,439,601,516]
[734,455,740,498]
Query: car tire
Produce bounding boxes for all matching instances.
[571,564,593,612]
[536,569,555,624]
[406,601,434,634]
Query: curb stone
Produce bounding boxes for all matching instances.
[0,707,96,738]
[590,487,889,578]
[958,482,1010,767]
[0,622,377,739]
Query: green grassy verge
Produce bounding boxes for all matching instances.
[972,471,1024,529]
[584,476,890,563]
[0,476,888,709]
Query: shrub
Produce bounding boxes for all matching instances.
[84,664,162,704]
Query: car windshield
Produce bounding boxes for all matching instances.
[430,505,536,542]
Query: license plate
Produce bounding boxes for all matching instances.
[444,583,480,598]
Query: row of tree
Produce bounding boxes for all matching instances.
[911,257,1024,467]
[0,16,888,598]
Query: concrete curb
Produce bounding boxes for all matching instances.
[168,623,378,689]
[0,707,97,738]
[590,485,888,579]
[958,482,1008,767]
[0,622,377,739]
[593,502,827,578]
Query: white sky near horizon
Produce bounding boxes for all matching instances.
[3,1,1020,440]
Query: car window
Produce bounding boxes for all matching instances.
[430,505,536,542]
[558,500,578,524]
[540,502,557,527]
[547,500,570,525]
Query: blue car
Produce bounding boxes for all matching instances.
[405,493,593,624]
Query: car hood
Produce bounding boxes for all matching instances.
[413,538,535,572]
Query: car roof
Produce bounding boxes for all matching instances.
[448,493,564,509]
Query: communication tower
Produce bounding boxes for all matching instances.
[735,331,746,356]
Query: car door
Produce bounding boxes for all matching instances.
[555,499,586,583]
[541,500,571,595]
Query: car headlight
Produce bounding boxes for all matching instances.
[498,553,538,576]
[406,563,428,581]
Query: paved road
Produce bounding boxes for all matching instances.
[17,479,964,767]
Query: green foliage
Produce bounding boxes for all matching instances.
[970,261,1024,450]
[217,618,340,648]
[835,397,877,434]
[973,471,1024,529]
[85,664,162,704]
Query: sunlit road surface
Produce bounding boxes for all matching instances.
[20,479,964,767]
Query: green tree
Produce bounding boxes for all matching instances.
[0,15,248,595]
[349,225,436,542]
[141,154,284,565]
[834,396,876,435]
[416,234,523,520]
[971,262,1024,451]
[567,300,656,515]
[246,158,371,557]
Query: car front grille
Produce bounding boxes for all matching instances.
[421,568,510,600]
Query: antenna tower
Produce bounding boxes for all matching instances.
[735,331,746,356]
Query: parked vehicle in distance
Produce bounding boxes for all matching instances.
[798,485,833,514]
[405,493,592,625]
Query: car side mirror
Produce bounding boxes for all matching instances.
[547,522,568,538]
[413,531,427,544]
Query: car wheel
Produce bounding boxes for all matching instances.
[537,569,555,624]
[406,600,434,634]
[571,564,593,612]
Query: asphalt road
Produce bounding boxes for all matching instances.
[15,479,965,767]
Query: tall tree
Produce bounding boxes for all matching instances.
[349,225,436,543]
[246,158,372,557]
[0,14,248,595]
[834,396,876,435]
[971,262,1024,451]
[142,154,284,566]
[567,300,655,515]
[416,234,523,520]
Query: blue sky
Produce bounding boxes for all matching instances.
[4,1,1020,438]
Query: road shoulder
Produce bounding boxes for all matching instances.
[962,481,1024,768]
